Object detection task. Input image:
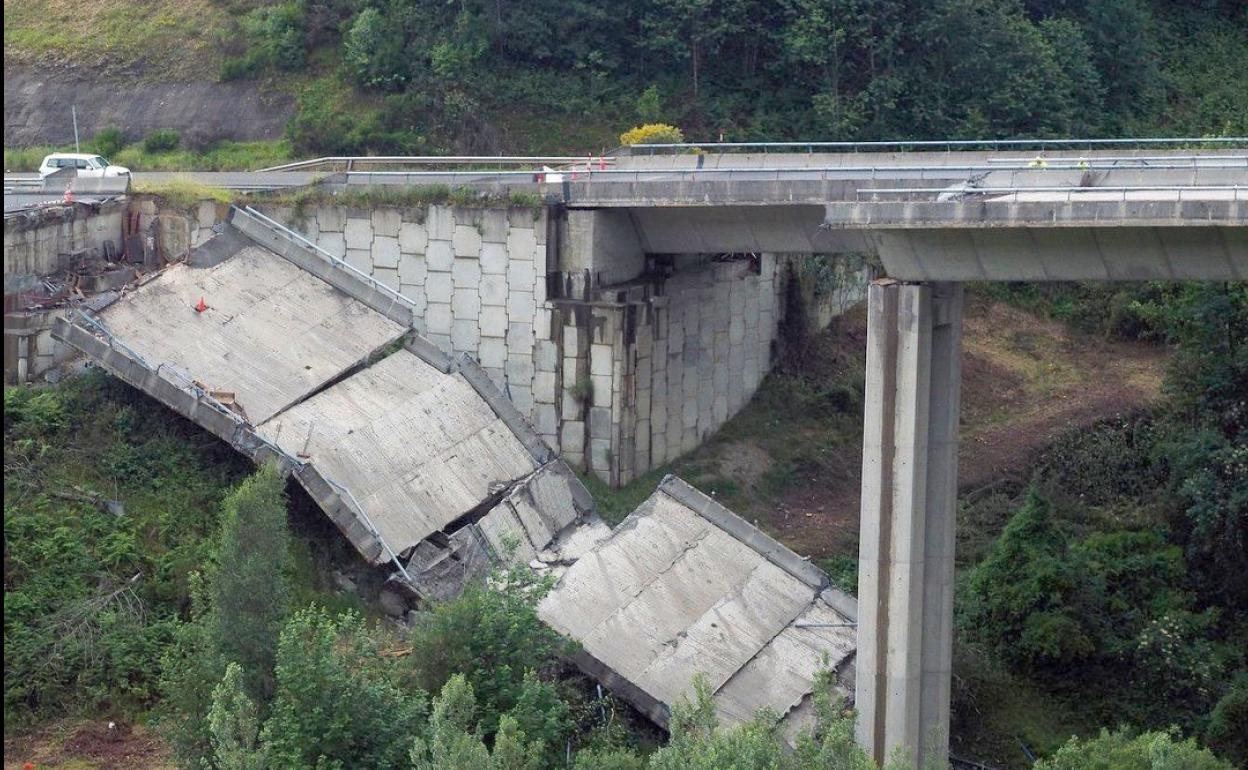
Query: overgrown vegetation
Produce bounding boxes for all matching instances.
[69,0,1248,155]
[953,282,1247,766]
[4,372,252,730]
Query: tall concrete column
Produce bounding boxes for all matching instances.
[855,280,964,768]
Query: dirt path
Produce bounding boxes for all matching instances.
[4,719,174,770]
[709,293,1169,560]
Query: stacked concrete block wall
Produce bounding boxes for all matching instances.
[253,203,558,447]
[555,255,787,485]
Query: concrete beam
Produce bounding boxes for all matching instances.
[855,281,963,768]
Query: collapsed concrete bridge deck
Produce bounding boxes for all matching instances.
[51,208,597,593]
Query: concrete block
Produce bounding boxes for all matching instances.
[426,240,455,272]
[510,386,534,416]
[426,206,455,240]
[507,291,536,321]
[533,371,557,403]
[372,209,402,237]
[345,249,372,273]
[426,273,454,303]
[591,374,612,408]
[560,421,585,453]
[453,224,483,256]
[344,218,373,250]
[507,228,538,261]
[480,274,508,306]
[373,235,401,268]
[533,276,547,303]
[532,404,558,436]
[317,206,346,233]
[590,344,613,376]
[480,242,508,274]
[399,222,428,253]
[399,253,427,287]
[508,259,535,287]
[507,321,533,348]
[452,289,481,319]
[373,267,400,291]
[480,305,508,338]
[534,340,558,372]
[479,337,507,368]
[318,232,346,259]
[588,407,613,439]
[451,319,480,350]
[426,302,452,335]
[480,209,510,243]
[590,438,612,472]
[534,308,552,339]
[452,258,482,287]
[505,357,535,384]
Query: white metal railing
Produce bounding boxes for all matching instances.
[857,185,1245,202]
[256,155,617,173]
[234,205,417,317]
[631,137,1248,153]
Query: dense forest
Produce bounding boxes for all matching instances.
[210,0,1248,153]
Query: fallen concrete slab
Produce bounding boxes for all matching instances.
[538,475,857,738]
[93,244,405,423]
[53,211,598,597]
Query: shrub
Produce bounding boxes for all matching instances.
[409,675,545,770]
[1034,728,1232,770]
[619,123,685,146]
[90,126,126,158]
[407,564,566,737]
[142,128,181,153]
[1205,671,1248,767]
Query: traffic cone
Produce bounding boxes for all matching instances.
[194,297,208,313]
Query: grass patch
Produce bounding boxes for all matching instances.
[577,468,668,527]
[133,177,235,210]
[4,140,293,174]
[4,0,230,75]
[259,184,547,212]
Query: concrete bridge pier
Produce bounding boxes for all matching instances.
[855,279,964,768]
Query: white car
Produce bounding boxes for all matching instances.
[38,153,131,179]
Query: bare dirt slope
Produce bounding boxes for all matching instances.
[656,291,1169,561]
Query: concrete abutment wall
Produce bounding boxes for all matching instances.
[145,197,867,485]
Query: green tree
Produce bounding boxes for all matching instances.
[410,674,544,770]
[211,461,291,701]
[209,662,265,770]
[261,607,427,770]
[407,564,566,736]
[1034,727,1232,770]
[959,489,1101,671]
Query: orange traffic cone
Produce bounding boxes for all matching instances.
[194,297,208,313]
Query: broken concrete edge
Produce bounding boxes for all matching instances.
[454,352,556,465]
[228,207,417,328]
[292,465,386,564]
[568,646,671,729]
[51,315,390,567]
[404,334,453,373]
[657,475,851,612]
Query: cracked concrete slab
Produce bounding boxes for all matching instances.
[538,475,857,737]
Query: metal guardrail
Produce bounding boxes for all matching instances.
[256,155,617,173]
[632,137,1248,153]
[234,205,418,316]
[858,185,1245,201]
[984,154,1248,165]
[337,161,1248,187]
